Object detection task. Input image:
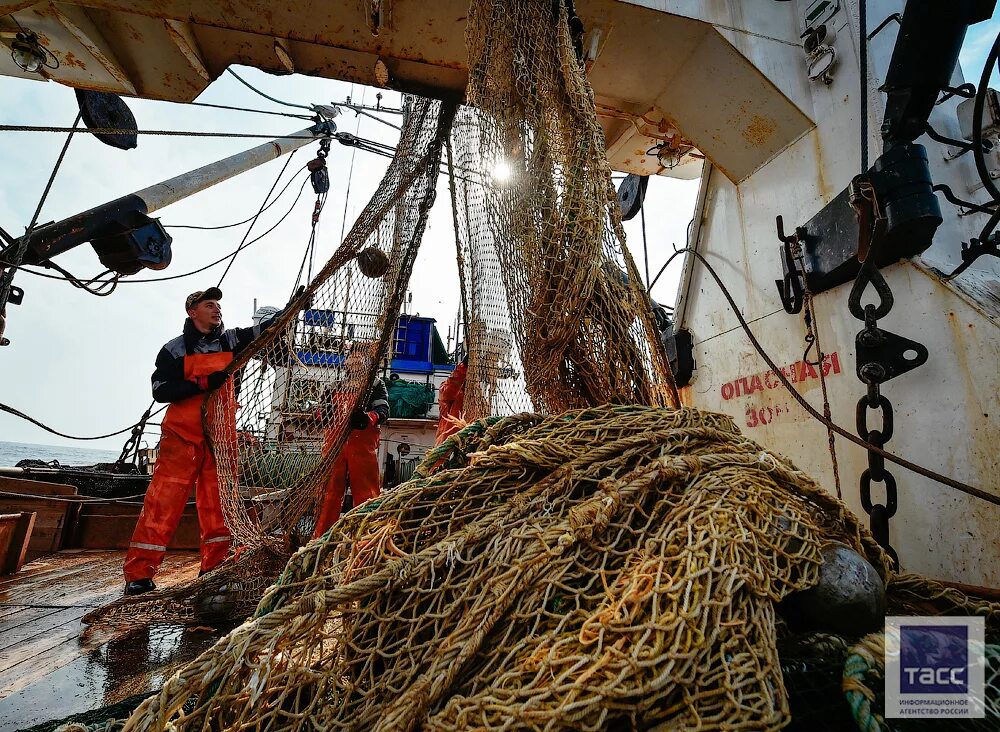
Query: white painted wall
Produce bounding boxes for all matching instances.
[664,0,1000,584]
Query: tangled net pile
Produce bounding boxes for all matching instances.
[91,406,890,731]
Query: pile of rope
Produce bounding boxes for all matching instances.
[92,405,890,731]
[842,629,1000,731]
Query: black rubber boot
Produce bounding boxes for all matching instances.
[124,578,156,596]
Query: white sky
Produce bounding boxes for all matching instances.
[0,68,698,450]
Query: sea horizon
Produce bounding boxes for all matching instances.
[0,439,122,468]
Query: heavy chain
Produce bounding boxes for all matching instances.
[853,298,898,566]
[847,178,928,568]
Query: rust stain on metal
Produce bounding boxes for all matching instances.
[811,131,830,202]
[741,113,777,148]
[61,51,87,69]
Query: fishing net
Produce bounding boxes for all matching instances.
[43,409,1000,731]
[82,95,458,627]
[74,406,889,731]
[67,405,997,732]
[12,461,151,499]
[29,2,1000,730]
[385,378,435,419]
[82,0,675,629]
[446,0,677,419]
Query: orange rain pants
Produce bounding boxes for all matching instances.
[124,350,235,582]
[434,362,468,446]
[313,424,381,538]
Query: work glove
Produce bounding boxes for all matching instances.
[287,285,313,310]
[196,371,229,391]
[350,409,374,430]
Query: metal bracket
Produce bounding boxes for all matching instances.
[6,285,23,306]
[938,83,977,105]
[774,216,805,314]
[867,13,901,41]
[945,233,1000,279]
[787,143,942,295]
[925,122,993,159]
[856,326,929,384]
[617,174,649,221]
[310,118,338,137]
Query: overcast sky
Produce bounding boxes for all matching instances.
[0,66,698,451]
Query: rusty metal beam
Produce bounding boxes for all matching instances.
[273,38,295,74]
[51,4,136,94]
[164,19,209,82]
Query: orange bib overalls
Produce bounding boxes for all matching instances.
[124,350,235,581]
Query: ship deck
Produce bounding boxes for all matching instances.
[0,550,231,732]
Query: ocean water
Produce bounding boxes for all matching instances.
[0,440,121,468]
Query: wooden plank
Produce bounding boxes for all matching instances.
[0,606,31,622]
[0,552,121,605]
[0,550,109,592]
[5,512,36,575]
[0,613,89,676]
[0,603,64,633]
[0,478,77,497]
[0,553,200,701]
[0,606,83,652]
[0,553,196,664]
[0,477,78,559]
[71,504,200,550]
[0,515,15,565]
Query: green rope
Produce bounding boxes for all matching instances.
[843,650,885,732]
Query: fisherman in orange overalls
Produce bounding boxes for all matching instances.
[434,355,468,446]
[123,287,281,596]
[312,378,390,538]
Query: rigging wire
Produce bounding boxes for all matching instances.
[216,150,299,285]
[134,175,310,284]
[0,124,324,140]
[340,89,367,244]
[226,68,315,112]
[181,99,314,121]
[45,261,119,297]
[165,163,308,230]
[0,490,185,507]
[0,400,166,441]
[340,103,403,131]
[0,111,82,310]
[640,202,650,288]
[656,247,1000,507]
[226,68,402,132]
[292,191,327,292]
[972,29,1000,203]
[859,0,869,174]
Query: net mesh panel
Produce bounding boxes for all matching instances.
[82,96,457,627]
[448,0,678,419]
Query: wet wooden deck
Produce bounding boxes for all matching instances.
[0,550,226,732]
